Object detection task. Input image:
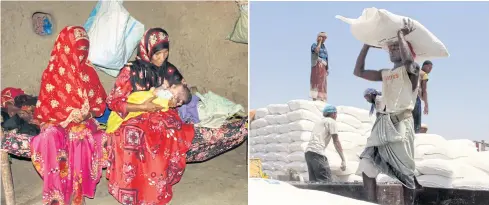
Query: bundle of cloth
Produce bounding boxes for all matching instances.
[1,87,40,136]
[178,86,246,128]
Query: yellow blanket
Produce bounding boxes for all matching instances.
[106,91,169,133]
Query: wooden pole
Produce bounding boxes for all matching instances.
[1,128,15,205]
[1,151,15,205]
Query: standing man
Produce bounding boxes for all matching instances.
[305,104,346,182]
[413,60,432,133]
[310,32,329,102]
[353,19,422,205]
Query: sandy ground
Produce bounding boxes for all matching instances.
[1,1,248,204]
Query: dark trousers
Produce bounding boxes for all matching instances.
[305,151,332,182]
[412,96,422,134]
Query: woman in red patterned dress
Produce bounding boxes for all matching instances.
[106,28,194,205]
[30,26,108,205]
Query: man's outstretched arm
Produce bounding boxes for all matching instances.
[354,44,382,82]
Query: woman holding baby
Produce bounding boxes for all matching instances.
[106,28,194,205]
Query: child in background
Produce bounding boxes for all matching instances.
[106,67,192,133]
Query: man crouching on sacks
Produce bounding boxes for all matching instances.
[353,18,423,205]
[304,104,346,183]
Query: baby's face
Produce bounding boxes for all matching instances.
[170,85,188,107]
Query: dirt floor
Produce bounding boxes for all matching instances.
[1,1,248,205]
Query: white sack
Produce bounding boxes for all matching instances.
[264,125,279,135]
[447,139,477,150]
[251,144,266,153]
[250,129,256,138]
[416,159,455,178]
[275,153,290,163]
[251,118,268,129]
[264,115,278,125]
[337,106,372,123]
[336,114,362,129]
[255,108,269,119]
[288,131,312,142]
[256,127,268,136]
[253,135,266,145]
[417,175,453,188]
[360,122,373,132]
[287,120,316,132]
[452,177,489,190]
[264,143,280,153]
[414,134,447,146]
[250,152,266,160]
[457,152,489,175]
[262,162,274,171]
[278,124,291,134]
[287,151,306,162]
[286,109,321,122]
[277,133,294,143]
[276,114,290,124]
[335,7,449,62]
[289,141,309,152]
[337,122,358,133]
[377,174,399,183]
[287,100,323,114]
[264,152,280,161]
[267,104,290,114]
[337,174,363,183]
[286,162,308,172]
[332,161,360,176]
[414,144,436,160]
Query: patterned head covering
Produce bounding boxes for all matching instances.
[364,88,382,116]
[137,28,170,63]
[34,26,107,125]
[1,87,25,108]
[129,28,173,91]
[323,104,337,114]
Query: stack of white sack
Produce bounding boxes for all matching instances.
[379,134,489,190]
[249,100,375,182]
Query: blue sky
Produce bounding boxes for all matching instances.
[250,1,489,141]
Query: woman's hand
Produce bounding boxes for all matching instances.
[142,96,164,112]
[73,111,93,123]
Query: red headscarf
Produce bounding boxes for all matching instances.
[1,87,25,108]
[35,26,107,126]
[127,28,171,91]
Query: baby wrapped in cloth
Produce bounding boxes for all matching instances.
[106,68,192,133]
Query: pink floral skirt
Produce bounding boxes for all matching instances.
[30,119,107,205]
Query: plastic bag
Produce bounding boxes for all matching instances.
[227,2,248,44]
[84,0,145,76]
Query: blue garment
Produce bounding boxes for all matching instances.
[178,94,200,124]
[311,43,328,62]
[95,106,111,124]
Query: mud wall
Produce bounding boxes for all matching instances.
[1,1,248,108]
